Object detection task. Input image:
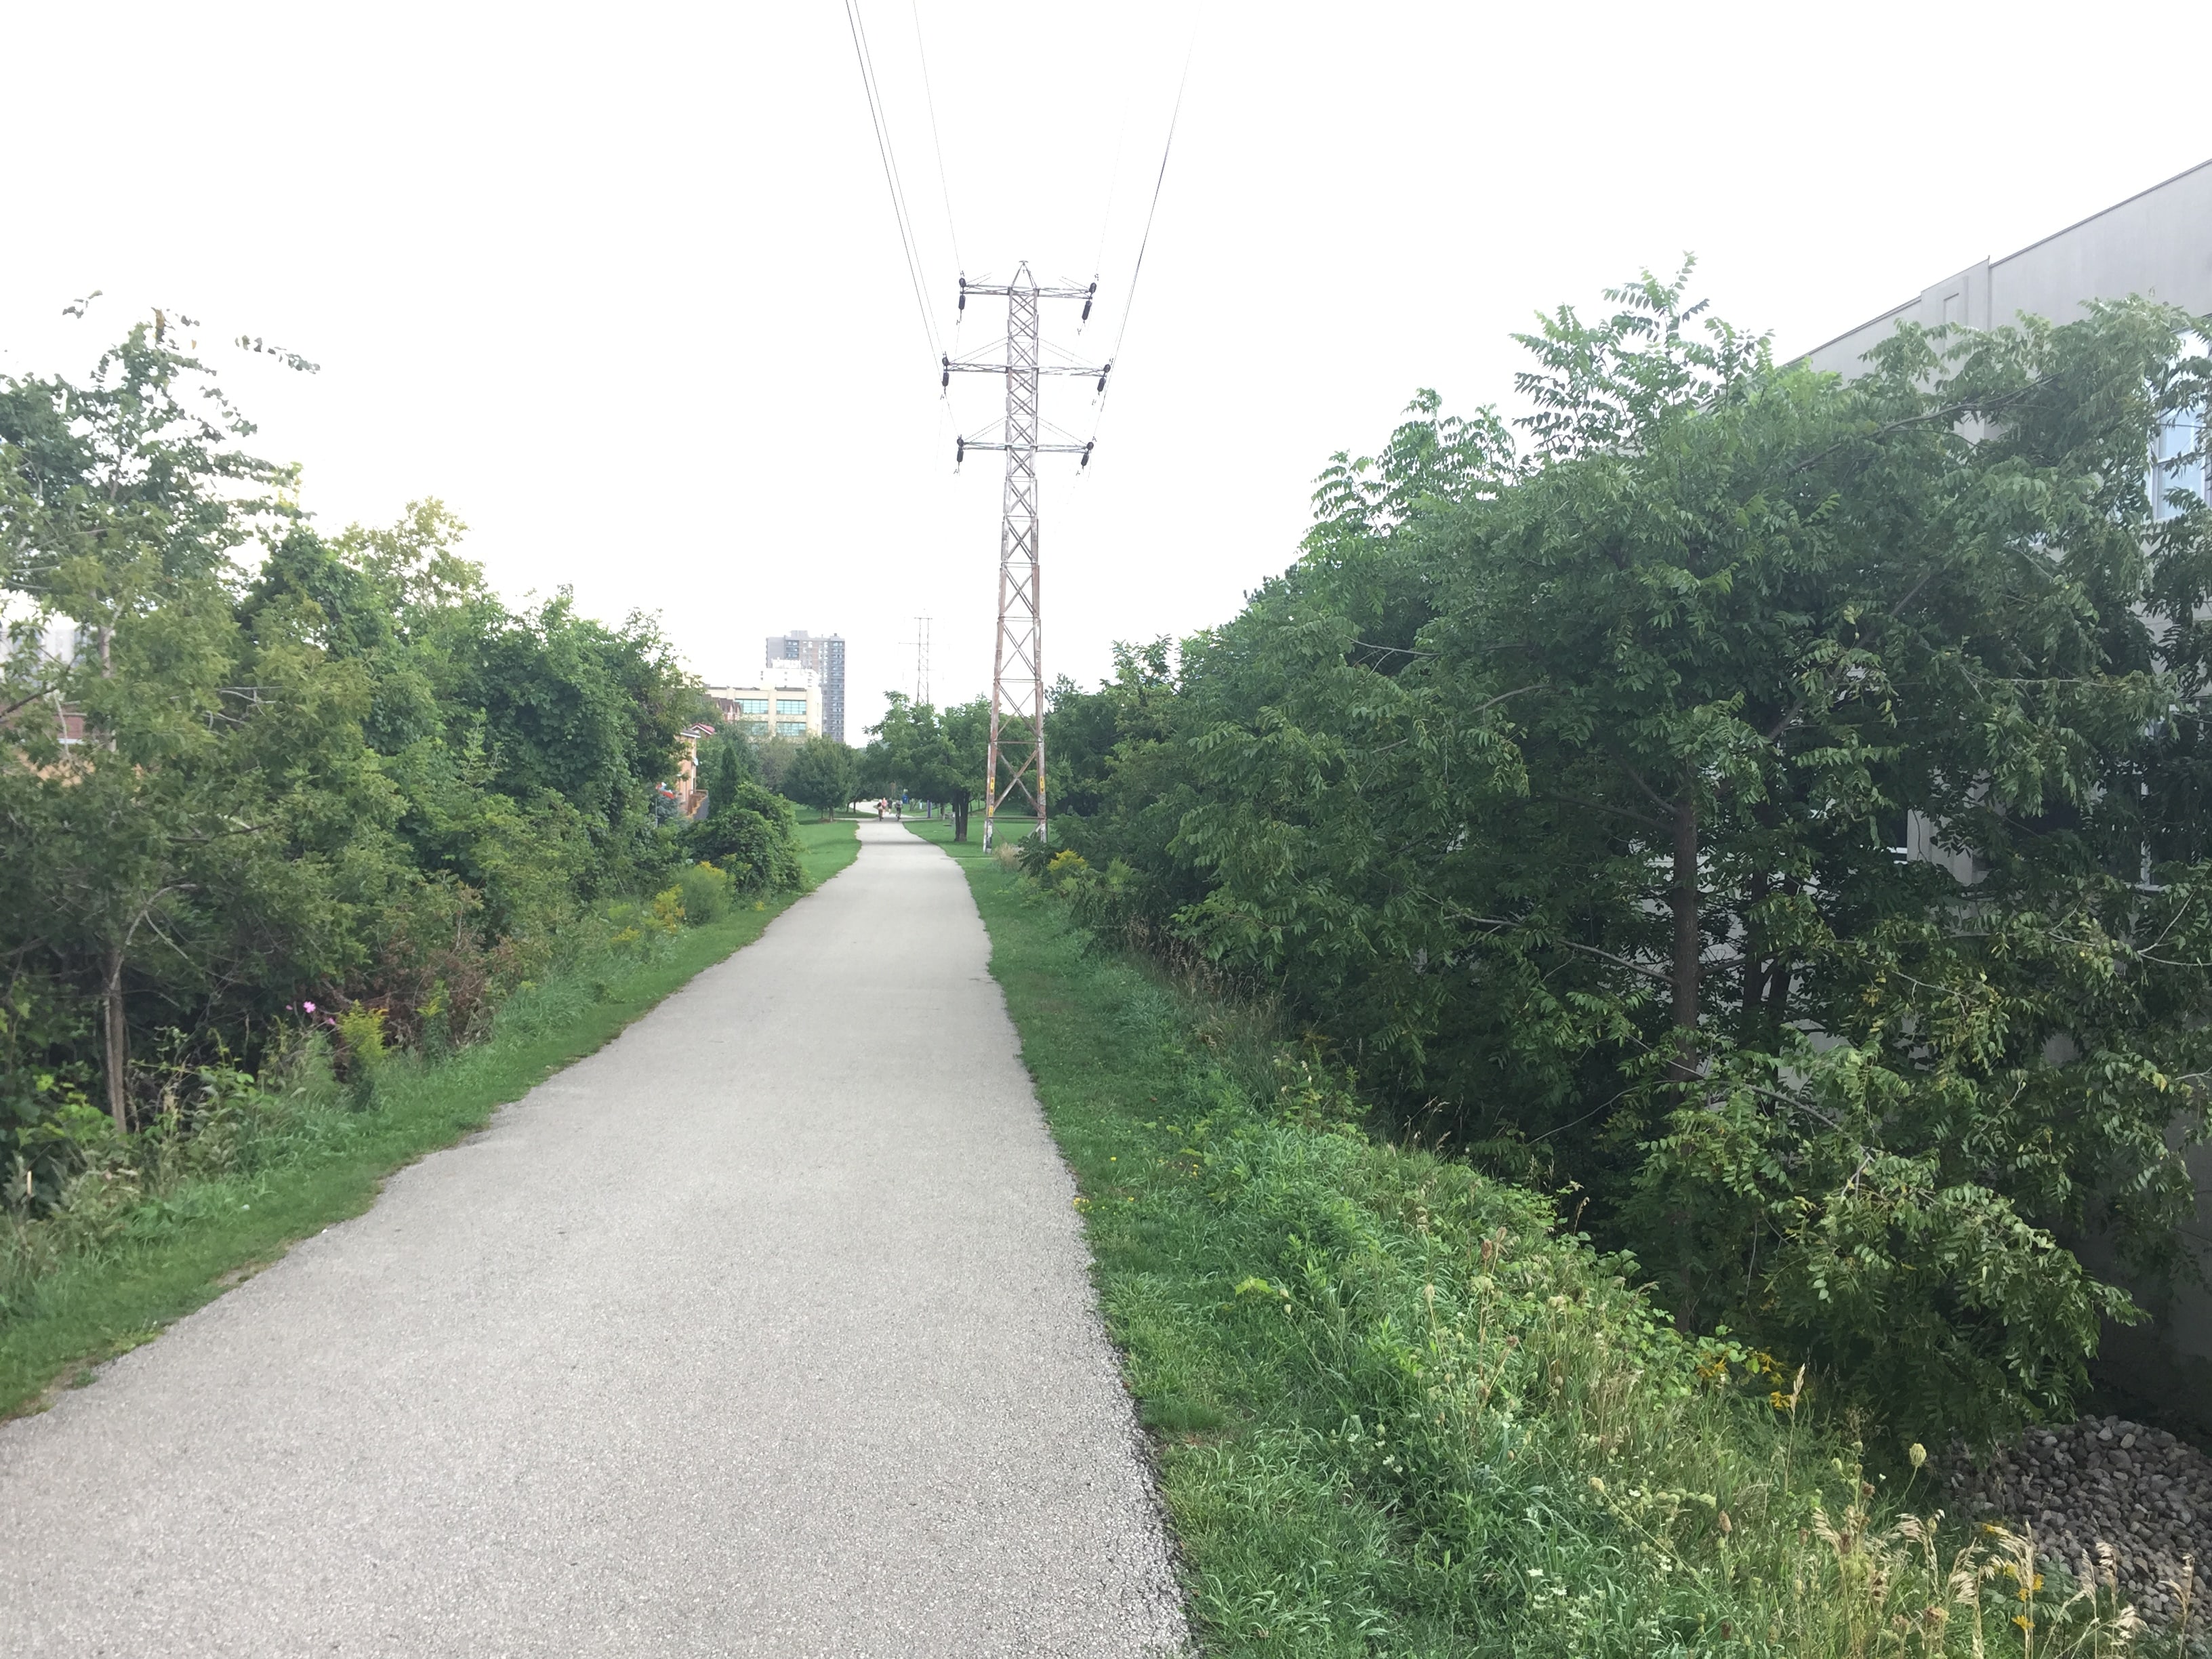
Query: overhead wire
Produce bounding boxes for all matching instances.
[1088,33,1195,446]
[868,12,1193,471]
[909,0,964,279]
[853,0,937,350]
[1088,117,1127,310]
[842,0,941,367]
[1080,0,1143,313]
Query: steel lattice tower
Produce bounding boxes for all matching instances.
[945,264,1104,850]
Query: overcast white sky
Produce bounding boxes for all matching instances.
[3,1,2203,736]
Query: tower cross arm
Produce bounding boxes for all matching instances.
[960,283,1095,300]
[941,361,1108,377]
[960,441,1094,454]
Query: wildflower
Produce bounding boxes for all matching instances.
[302,1000,316,1014]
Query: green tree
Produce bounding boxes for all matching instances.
[746,734,802,795]
[1046,640,1178,819]
[1,313,745,1178]
[1,314,346,1129]
[780,736,855,820]
[694,729,756,818]
[865,693,988,840]
[1076,272,2212,1440]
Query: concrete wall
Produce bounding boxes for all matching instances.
[1802,159,2212,1431]
[1804,159,2212,375]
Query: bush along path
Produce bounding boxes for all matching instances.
[0,819,858,1419]
[905,819,2204,1658]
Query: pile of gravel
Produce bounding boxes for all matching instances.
[1940,1416,2207,1629]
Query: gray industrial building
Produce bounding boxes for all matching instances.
[1805,158,2212,1431]
[1804,157,2212,380]
[765,630,846,743]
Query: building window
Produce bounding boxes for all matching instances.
[776,720,806,737]
[776,699,806,716]
[2152,409,2207,522]
[744,721,769,736]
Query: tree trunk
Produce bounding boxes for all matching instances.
[1741,869,1769,1015]
[102,945,129,1133]
[952,792,970,842]
[1763,876,1799,1026]
[1670,798,1700,1080]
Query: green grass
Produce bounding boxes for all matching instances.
[0,820,857,1419]
[904,818,2171,1658]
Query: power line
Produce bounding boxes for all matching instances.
[909,0,962,277]
[1092,37,1193,435]
[1086,2,1147,300]
[1090,117,1126,294]
[852,4,928,287]
[842,0,939,365]
[852,0,938,355]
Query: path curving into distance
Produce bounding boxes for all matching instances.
[0,821,1187,1657]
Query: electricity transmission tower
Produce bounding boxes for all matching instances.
[914,615,931,705]
[944,264,1105,850]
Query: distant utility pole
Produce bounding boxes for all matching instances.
[914,615,931,707]
[944,263,1106,850]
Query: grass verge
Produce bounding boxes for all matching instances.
[0,819,857,1420]
[905,819,2185,1659]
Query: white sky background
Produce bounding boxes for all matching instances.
[1,1,2202,738]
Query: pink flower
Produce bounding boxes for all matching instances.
[302,1000,316,1014]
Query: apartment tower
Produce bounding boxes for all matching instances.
[765,630,846,743]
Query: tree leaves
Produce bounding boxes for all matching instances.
[1063,279,2212,1441]
[3,317,703,1158]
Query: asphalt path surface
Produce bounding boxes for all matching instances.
[0,822,1187,1656]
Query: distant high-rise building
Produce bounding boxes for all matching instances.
[765,630,845,742]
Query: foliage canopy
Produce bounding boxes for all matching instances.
[1,316,801,1195]
[1052,270,2212,1442]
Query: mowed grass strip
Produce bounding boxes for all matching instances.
[0,819,858,1419]
[905,820,1387,1645]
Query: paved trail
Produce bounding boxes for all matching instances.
[0,823,1185,1656]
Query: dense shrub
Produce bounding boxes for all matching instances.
[985,853,2172,1657]
[0,320,749,1202]
[686,779,804,893]
[676,861,735,926]
[1050,276,2212,1445]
